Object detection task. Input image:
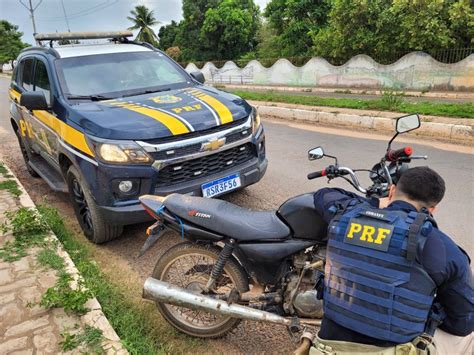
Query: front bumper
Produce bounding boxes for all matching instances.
[98,157,267,225]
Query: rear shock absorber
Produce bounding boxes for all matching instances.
[204,239,235,293]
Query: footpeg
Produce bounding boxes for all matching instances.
[138,222,165,257]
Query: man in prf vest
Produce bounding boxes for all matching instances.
[311,167,473,354]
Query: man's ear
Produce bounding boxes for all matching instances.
[428,206,436,214]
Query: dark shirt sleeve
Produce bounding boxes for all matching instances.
[420,230,474,336]
[313,187,375,224]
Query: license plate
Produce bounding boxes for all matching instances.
[202,174,241,198]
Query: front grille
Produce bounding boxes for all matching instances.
[155,143,256,187]
[150,143,201,160]
[149,128,252,161]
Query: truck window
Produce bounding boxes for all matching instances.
[56,51,188,98]
[34,60,52,106]
[20,58,34,91]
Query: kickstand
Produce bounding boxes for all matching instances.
[138,223,165,257]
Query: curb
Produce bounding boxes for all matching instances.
[1,161,128,354]
[250,102,473,143]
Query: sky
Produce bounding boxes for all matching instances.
[0,0,271,44]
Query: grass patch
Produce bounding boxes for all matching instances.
[60,325,104,353]
[0,163,8,175]
[37,248,64,270]
[0,208,49,262]
[40,270,93,315]
[0,162,21,197]
[38,205,170,354]
[231,90,474,118]
[0,180,21,197]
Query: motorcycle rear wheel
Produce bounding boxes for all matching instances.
[152,242,249,338]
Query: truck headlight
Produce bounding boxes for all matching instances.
[251,108,261,133]
[88,137,152,164]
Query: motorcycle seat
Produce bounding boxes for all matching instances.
[162,193,291,241]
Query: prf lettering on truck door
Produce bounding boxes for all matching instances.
[343,218,394,252]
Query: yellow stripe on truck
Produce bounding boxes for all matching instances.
[32,110,95,157]
[9,89,21,101]
[189,89,233,124]
[109,102,190,135]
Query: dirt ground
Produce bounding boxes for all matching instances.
[0,142,308,354]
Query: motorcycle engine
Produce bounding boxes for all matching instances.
[283,250,325,318]
[294,290,323,318]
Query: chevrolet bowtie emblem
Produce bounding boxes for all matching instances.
[202,138,226,152]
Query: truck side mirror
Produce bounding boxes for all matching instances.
[20,91,48,111]
[190,71,205,84]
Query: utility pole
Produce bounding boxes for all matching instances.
[18,0,44,36]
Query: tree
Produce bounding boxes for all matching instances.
[158,20,180,50]
[175,0,222,61]
[264,0,331,57]
[127,5,159,46]
[200,0,260,60]
[0,21,29,69]
[312,0,473,64]
[165,46,182,61]
[312,0,395,63]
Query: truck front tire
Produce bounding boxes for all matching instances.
[66,165,123,243]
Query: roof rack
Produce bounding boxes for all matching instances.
[34,30,133,43]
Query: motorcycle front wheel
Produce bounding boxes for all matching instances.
[152,242,249,338]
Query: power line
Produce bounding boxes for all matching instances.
[60,0,70,32]
[18,0,44,35]
[37,0,119,21]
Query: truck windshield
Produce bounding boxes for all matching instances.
[56,51,189,99]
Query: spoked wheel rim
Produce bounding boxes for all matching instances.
[160,253,237,331]
[71,178,93,235]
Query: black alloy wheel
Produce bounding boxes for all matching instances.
[66,165,123,244]
[15,130,39,178]
[71,177,94,236]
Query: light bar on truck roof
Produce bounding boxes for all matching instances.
[34,31,133,42]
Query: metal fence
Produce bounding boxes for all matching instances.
[179,48,473,69]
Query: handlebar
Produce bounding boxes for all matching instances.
[307,165,367,194]
[307,169,326,180]
[385,146,413,161]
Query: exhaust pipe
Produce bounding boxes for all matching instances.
[143,277,292,326]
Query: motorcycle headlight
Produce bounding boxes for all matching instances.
[251,108,261,133]
[88,138,152,165]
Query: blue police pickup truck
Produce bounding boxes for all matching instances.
[8,31,267,243]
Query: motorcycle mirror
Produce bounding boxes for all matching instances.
[396,114,420,134]
[308,147,324,161]
[387,114,421,151]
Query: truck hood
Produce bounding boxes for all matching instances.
[69,86,252,141]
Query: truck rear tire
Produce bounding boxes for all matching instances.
[15,130,39,178]
[66,165,123,243]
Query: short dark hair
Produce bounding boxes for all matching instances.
[397,166,446,207]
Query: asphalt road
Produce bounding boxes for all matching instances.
[0,76,472,352]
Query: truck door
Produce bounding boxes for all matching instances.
[15,57,40,152]
[29,58,59,163]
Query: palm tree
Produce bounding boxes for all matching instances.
[127,5,159,46]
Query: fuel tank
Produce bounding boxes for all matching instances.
[277,193,328,242]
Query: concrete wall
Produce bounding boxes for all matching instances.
[185,52,474,91]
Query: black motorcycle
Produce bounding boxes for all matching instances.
[140,114,426,338]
